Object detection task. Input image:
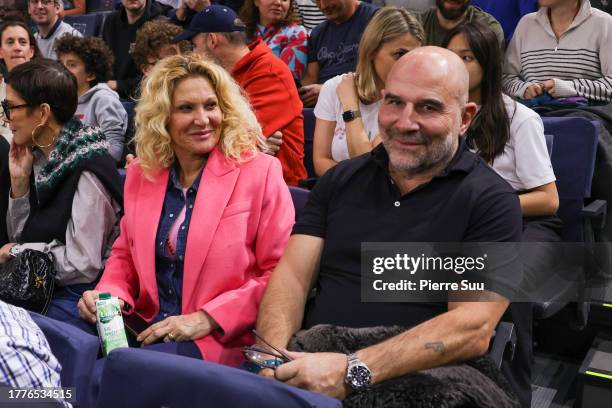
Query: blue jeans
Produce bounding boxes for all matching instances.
[46,282,99,336]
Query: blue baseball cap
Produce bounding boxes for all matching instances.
[173,5,246,42]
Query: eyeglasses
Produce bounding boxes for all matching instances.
[1,100,30,121]
[242,330,293,370]
[28,0,56,6]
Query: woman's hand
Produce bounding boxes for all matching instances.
[0,243,16,264]
[137,310,219,345]
[8,140,33,198]
[78,290,126,324]
[523,83,544,100]
[336,73,359,112]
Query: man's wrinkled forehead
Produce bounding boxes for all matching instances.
[386,50,469,105]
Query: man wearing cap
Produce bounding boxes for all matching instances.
[174,5,307,187]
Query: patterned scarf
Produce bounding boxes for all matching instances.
[35,117,110,198]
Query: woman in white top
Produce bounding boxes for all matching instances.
[444,21,560,228]
[0,21,40,142]
[312,6,424,176]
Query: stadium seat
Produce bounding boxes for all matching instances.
[288,186,309,220]
[533,117,606,321]
[29,312,100,408]
[544,134,553,157]
[96,348,341,408]
[86,0,115,12]
[544,117,603,242]
[63,13,105,37]
[302,107,316,179]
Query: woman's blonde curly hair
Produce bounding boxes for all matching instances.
[134,54,264,175]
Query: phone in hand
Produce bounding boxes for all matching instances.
[123,313,149,337]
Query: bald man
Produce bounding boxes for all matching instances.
[256,47,525,404]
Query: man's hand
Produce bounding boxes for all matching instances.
[523,83,544,100]
[275,352,350,399]
[0,243,16,264]
[137,310,218,345]
[298,84,322,107]
[265,131,283,156]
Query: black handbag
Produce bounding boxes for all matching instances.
[0,249,55,314]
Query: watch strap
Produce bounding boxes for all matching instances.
[342,109,361,122]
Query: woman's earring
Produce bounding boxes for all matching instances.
[31,123,56,149]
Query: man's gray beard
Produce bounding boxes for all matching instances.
[382,129,458,175]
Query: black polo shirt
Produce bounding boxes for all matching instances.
[293,141,529,405]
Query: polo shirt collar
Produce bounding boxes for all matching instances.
[39,17,62,40]
[370,137,477,178]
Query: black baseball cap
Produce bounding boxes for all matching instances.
[173,5,246,42]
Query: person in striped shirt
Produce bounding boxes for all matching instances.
[503,0,612,103]
[294,0,326,30]
[0,301,71,407]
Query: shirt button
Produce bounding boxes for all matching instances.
[159,241,163,246]
[188,204,193,209]
[168,289,172,295]
[394,201,400,207]
[169,213,174,218]
[181,226,185,230]
[179,255,184,261]
[163,313,168,317]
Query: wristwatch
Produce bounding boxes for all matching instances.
[8,245,22,258]
[342,109,361,123]
[345,353,372,391]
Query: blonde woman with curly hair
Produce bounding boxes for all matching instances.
[313,7,425,176]
[79,54,295,365]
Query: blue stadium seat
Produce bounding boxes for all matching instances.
[534,117,606,321]
[86,0,115,12]
[544,134,553,157]
[544,117,602,242]
[96,348,341,408]
[29,312,99,407]
[302,107,316,179]
[63,13,105,37]
[289,186,309,221]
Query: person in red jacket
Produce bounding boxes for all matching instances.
[174,5,307,186]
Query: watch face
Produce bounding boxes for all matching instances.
[348,365,372,389]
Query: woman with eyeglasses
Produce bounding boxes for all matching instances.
[0,59,123,329]
[55,34,128,164]
[239,0,308,80]
[0,21,40,142]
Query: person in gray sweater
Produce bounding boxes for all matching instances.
[55,35,127,163]
[503,0,612,104]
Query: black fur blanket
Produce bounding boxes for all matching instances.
[288,325,520,408]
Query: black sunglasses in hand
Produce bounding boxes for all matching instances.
[243,330,293,370]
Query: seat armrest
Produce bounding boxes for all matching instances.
[488,322,517,369]
[583,200,607,230]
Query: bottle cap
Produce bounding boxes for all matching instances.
[99,293,111,300]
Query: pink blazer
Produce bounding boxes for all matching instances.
[97,147,294,366]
